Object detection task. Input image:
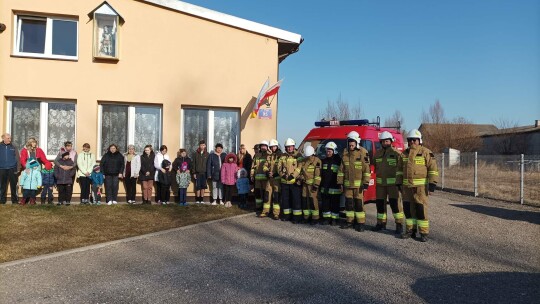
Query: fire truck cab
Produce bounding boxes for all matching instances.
[298,118,404,204]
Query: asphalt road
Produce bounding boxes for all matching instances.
[1,192,539,304]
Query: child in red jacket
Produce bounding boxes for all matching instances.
[220,153,238,208]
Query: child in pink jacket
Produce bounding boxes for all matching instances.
[221,153,238,208]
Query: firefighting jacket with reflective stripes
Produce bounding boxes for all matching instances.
[396,145,439,187]
[374,147,402,186]
[320,154,342,194]
[337,147,371,188]
[251,151,271,181]
[301,155,322,186]
[268,150,283,182]
[278,150,303,184]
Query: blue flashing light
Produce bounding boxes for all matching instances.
[315,119,370,127]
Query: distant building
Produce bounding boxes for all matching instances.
[479,120,540,155]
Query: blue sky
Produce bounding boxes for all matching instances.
[187,0,540,144]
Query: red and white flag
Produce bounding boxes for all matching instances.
[250,79,283,118]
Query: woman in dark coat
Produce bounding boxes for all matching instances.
[139,145,156,204]
[100,144,124,205]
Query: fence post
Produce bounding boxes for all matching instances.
[441,153,445,189]
[520,154,524,205]
[474,152,478,197]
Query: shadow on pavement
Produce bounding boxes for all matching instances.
[411,272,540,304]
[450,204,540,225]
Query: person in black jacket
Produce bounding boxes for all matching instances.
[172,148,192,203]
[319,142,342,226]
[206,143,226,205]
[157,159,172,204]
[100,144,125,205]
[237,144,252,176]
[139,145,155,204]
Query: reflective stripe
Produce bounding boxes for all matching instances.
[413,178,427,185]
[331,213,339,219]
[363,173,371,177]
[355,211,366,219]
[331,164,339,172]
[283,208,291,215]
[255,174,267,180]
[396,171,403,176]
[417,219,429,228]
[323,212,332,218]
[345,211,354,218]
[375,158,382,163]
[354,161,362,169]
[376,178,382,184]
[292,210,302,216]
[428,171,439,176]
[273,204,281,211]
[337,173,344,177]
[386,178,396,185]
[344,180,350,187]
[353,180,361,186]
[328,188,342,194]
[263,203,271,209]
[393,212,404,219]
[376,213,387,220]
[414,157,425,165]
[312,210,320,216]
[303,209,311,216]
[255,199,263,203]
[406,218,414,226]
[387,159,397,166]
[306,179,314,184]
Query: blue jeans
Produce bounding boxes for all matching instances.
[41,184,54,200]
[105,175,119,202]
[179,188,187,204]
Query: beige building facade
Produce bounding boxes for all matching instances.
[0,0,301,197]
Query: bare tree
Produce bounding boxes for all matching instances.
[318,94,363,121]
[384,110,404,130]
[421,99,446,124]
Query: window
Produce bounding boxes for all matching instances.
[182,108,239,155]
[99,104,162,156]
[14,15,78,59]
[7,100,76,157]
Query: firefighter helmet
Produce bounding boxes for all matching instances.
[406,129,423,144]
[325,141,338,154]
[304,145,315,157]
[284,138,296,147]
[260,140,269,147]
[346,130,361,146]
[269,139,279,147]
[379,131,394,142]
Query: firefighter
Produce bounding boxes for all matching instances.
[300,145,322,224]
[251,140,271,216]
[278,138,303,223]
[319,141,342,225]
[337,131,371,231]
[372,131,404,234]
[268,139,282,220]
[396,129,439,242]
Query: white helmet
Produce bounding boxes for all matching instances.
[325,141,338,154]
[406,129,423,144]
[379,131,394,142]
[346,130,361,146]
[284,138,296,147]
[304,145,315,157]
[260,140,269,147]
[269,139,279,147]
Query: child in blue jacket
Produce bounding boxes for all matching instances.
[236,168,250,209]
[40,162,55,205]
[90,165,104,205]
[20,159,42,205]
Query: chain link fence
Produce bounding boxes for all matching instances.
[435,152,540,206]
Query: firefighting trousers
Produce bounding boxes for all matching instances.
[321,193,341,221]
[301,184,320,220]
[375,185,404,225]
[254,180,270,210]
[281,183,301,220]
[344,188,365,224]
[402,186,430,235]
[266,178,280,218]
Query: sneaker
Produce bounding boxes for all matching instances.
[96,201,101,205]
[219,201,224,206]
[113,201,118,205]
[107,201,113,205]
[66,201,71,206]
[211,202,217,206]
[56,202,63,206]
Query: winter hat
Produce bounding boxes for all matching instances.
[62,151,70,158]
[44,162,52,170]
[181,161,188,172]
[28,159,40,169]
[238,168,248,179]
[93,165,100,171]
[162,159,171,169]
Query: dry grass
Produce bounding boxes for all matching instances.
[0,204,248,263]
[442,163,540,206]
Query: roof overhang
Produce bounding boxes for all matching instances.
[141,0,302,62]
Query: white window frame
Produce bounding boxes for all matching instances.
[6,99,77,159]
[13,14,78,60]
[180,107,240,151]
[97,104,162,158]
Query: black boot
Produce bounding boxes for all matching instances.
[401,230,412,239]
[340,220,352,229]
[411,229,418,239]
[371,223,386,231]
[420,234,428,242]
[395,223,403,235]
[355,223,365,232]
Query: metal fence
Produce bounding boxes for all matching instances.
[435,152,540,206]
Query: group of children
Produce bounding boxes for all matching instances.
[19,152,106,206]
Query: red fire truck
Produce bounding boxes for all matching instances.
[298,117,404,204]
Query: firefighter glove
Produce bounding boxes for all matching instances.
[429,183,436,192]
[363,184,369,191]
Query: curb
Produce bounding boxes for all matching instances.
[0,212,254,269]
